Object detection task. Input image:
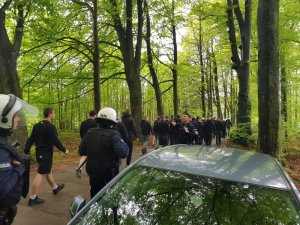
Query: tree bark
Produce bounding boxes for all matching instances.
[257,0,281,156]
[0,1,23,96]
[280,54,288,139]
[0,1,27,149]
[196,21,206,118]
[226,0,252,133]
[212,50,222,119]
[92,0,101,111]
[171,0,178,116]
[71,0,101,111]
[145,0,164,116]
[109,0,143,134]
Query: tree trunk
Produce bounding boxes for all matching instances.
[0,2,27,150]
[230,69,237,124]
[280,54,288,139]
[0,1,23,96]
[92,0,101,111]
[196,22,206,118]
[212,50,222,119]
[257,0,281,157]
[145,0,164,116]
[222,72,228,119]
[207,49,213,117]
[226,0,252,133]
[109,0,143,134]
[171,0,178,116]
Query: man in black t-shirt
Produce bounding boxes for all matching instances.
[77,110,98,177]
[24,108,69,206]
[79,110,98,139]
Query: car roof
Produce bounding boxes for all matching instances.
[136,145,292,190]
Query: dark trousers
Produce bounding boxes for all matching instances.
[198,133,203,145]
[126,140,133,166]
[169,134,175,145]
[0,206,17,225]
[215,131,222,146]
[204,133,213,145]
[89,173,113,198]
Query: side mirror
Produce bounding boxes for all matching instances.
[69,195,86,218]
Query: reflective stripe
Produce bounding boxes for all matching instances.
[0,162,12,169]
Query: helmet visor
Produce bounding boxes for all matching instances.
[14,97,39,127]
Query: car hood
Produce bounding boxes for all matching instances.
[137,145,290,190]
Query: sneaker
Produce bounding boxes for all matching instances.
[28,196,44,206]
[76,169,82,178]
[141,148,147,155]
[53,184,65,195]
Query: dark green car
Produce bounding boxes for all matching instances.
[68,145,300,225]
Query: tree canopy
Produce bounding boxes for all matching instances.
[0,0,299,155]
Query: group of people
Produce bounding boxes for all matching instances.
[141,113,232,152]
[0,92,232,225]
[0,94,130,225]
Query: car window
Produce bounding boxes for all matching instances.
[74,166,300,225]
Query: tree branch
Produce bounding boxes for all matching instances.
[71,0,93,12]
[233,0,245,28]
[21,47,72,89]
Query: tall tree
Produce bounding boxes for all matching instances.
[0,0,25,96]
[212,50,222,119]
[171,0,179,116]
[108,0,143,132]
[226,0,252,134]
[71,0,101,111]
[144,0,164,116]
[257,0,280,156]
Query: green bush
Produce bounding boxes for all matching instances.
[229,123,256,146]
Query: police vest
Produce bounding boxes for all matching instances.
[84,128,117,177]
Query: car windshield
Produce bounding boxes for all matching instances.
[74,166,300,225]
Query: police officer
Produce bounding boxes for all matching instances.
[0,94,38,225]
[79,107,129,198]
[172,112,198,144]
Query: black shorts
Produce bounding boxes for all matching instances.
[36,151,53,174]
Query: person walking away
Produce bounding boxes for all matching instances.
[76,110,98,178]
[169,116,176,145]
[152,117,160,149]
[79,107,128,198]
[79,110,98,139]
[140,116,153,154]
[196,118,205,145]
[114,120,129,174]
[121,109,138,166]
[0,94,38,225]
[24,108,69,206]
[214,118,224,146]
[157,116,170,147]
[203,117,216,146]
[173,112,198,144]
[225,118,232,137]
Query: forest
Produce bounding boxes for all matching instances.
[0,0,299,158]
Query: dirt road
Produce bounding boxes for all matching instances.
[14,149,144,225]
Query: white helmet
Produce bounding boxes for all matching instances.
[97,107,117,124]
[0,94,38,129]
